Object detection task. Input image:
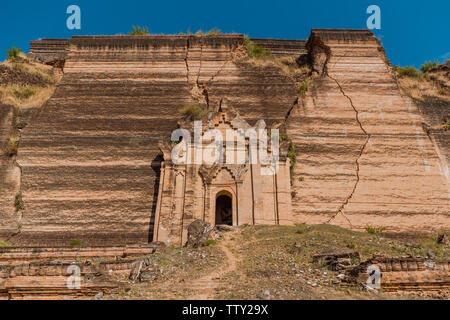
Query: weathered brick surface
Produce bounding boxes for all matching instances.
[348,256,450,292]
[0,104,18,238]
[0,243,158,264]
[4,30,449,245]
[0,244,160,299]
[287,29,449,232]
[16,35,298,245]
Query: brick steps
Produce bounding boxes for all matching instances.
[346,257,450,292]
[0,276,118,300]
[0,244,158,264]
[0,244,162,299]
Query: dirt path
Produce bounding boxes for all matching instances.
[184,229,239,299]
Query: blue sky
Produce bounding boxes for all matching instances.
[0,0,449,67]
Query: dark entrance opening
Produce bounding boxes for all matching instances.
[215,194,232,226]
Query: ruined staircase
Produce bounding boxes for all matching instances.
[0,244,160,299]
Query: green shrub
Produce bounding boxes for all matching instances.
[14,192,23,212]
[365,225,386,236]
[278,134,298,179]
[0,240,12,247]
[129,25,149,35]
[243,36,272,59]
[394,65,422,78]
[346,242,355,249]
[443,118,450,130]
[178,104,210,120]
[420,60,439,73]
[206,28,221,35]
[296,79,309,98]
[69,239,82,247]
[287,141,298,175]
[12,86,36,99]
[201,239,217,247]
[6,46,21,60]
[294,223,309,234]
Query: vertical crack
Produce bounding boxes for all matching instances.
[326,74,371,226]
[184,36,190,84]
[196,36,204,86]
[285,97,299,121]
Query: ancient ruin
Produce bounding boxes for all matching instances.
[154,99,292,244]
[0,29,448,299]
[1,29,445,246]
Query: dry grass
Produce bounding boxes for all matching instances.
[398,76,450,103]
[110,224,448,300]
[0,85,56,109]
[0,239,12,247]
[106,244,226,299]
[4,52,55,79]
[215,224,449,299]
[275,55,310,78]
[5,135,20,156]
[0,52,57,110]
[244,54,311,101]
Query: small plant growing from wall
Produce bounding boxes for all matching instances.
[69,239,82,247]
[296,79,309,98]
[178,104,211,120]
[0,240,12,247]
[14,192,23,212]
[206,28,222,35]
[443,118,450,131]
[129,25,149,35]
[6,135,19,156]
[243,36,272,59]
[279,134,298,181]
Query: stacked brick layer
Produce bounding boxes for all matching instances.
[352,257,450,292]
[0,244,159,299]
[16,35,298,245]
[5,31,449,245]
[0,104,17,235]
[287,30,449,232]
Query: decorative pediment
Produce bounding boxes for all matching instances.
[177,98,253,134]
[199,163,249,184]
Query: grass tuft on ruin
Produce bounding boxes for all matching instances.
[12,85,36,99]
[6,135,20,156]
[243,36,272,60]
[129,26,149,35]
[69,239,82,247]
[178,104,211,120]
[6,46,21,60]
[296,79,309,98]
[394,65,423,78]
[420,60,439,73]
[14,192,23,212]
[365,225,386,236]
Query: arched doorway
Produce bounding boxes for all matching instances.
[215,193,232,226]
